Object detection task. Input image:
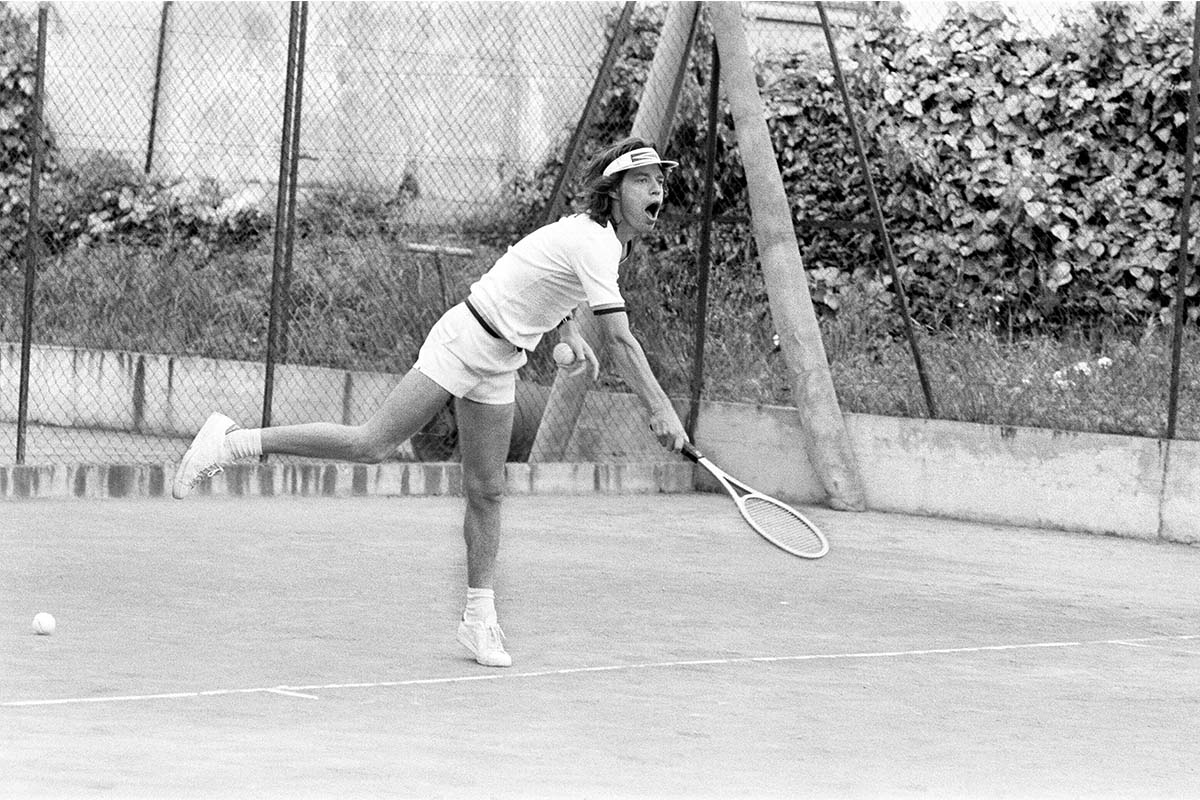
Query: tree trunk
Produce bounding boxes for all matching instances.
[709,1,865,511]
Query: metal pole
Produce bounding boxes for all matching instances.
[816,1,937,418]
[542,1,635,225]
[686,39,720,441]
[15,5,49,465]
[277,0,308,366]
[145,1,172,175]
[1167,9,1200,439]
[261,1,302,438]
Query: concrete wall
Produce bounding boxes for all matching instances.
[3,341,1197,546]
[693,399,1197,546]
[0,341,394,435]
[0,341,676,463]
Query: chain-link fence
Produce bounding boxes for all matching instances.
[688,0,1200,442]
[4,1,1200,468]
[1,1,632,465]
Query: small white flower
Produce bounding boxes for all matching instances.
[1096,357,1113,369]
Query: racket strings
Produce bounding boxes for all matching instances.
[742,496,827,557]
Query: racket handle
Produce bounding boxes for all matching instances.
[680,441,702,463]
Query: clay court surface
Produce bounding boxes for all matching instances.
[3,493,1198,799]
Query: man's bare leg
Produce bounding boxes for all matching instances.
[173,369,451,497]
[454,396,515,667]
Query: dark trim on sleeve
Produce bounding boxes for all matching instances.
[592,305,627,316]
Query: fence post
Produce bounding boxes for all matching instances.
[1167,7,1200,439]
[144,1,172,175]
[15,4,49,465]
[686,37,720,440]
[260,1,306,439]
[816,1,936,419]
[276,0,308,366]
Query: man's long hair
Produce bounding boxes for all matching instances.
[576,136,660,226]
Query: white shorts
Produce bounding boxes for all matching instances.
[414,302,527,405]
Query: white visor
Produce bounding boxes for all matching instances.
[602,147,679,177]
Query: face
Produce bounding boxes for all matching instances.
[610,164,666,239]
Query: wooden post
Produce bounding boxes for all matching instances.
[632,0,700,146]
[709,1,865,511]
[530,2,700,462]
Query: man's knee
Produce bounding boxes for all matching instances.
[348,428,399,464]
[464,472,505,506]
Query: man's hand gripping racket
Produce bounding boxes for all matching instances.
[681,442,829,559]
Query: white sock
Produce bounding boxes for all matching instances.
[224,428,263,461]
[464,588,496,624]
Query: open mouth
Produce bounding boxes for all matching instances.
[644,201,662,221]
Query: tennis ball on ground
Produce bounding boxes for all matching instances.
[32,612,56,636]
[552,342,576,367]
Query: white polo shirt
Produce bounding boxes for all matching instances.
[467,214,627,351]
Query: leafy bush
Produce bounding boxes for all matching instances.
[37,154,272,257]
[847,2,1200,331]
[0,4,56,266]
[0,7,271,269]
[506,2,1200,338]
[298,171,420,239]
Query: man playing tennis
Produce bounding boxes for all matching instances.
[172,136,689,667]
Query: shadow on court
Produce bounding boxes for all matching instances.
[3,494,1198,799]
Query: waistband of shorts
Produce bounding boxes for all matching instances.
[463,298,528,353]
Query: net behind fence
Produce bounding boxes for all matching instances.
[3,1,1200,469]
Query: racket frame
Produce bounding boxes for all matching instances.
[682,442,829,559]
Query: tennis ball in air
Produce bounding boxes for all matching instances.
[552,342,575,367]
[32,612,56,636]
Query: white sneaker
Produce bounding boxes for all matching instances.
[457,616,512,667]
[172,413,240,499]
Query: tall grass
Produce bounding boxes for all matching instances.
[823,315,1200,441]
[0,233,502,372]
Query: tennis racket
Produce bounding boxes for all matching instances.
[681,442,829,559]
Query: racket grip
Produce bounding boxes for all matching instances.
[680,442,702,463]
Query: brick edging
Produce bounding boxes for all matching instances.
[0,461,696,500]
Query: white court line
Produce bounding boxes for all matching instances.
[1111,639,1200,656]
[4,634,1197,709]
[263,687,320,700]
